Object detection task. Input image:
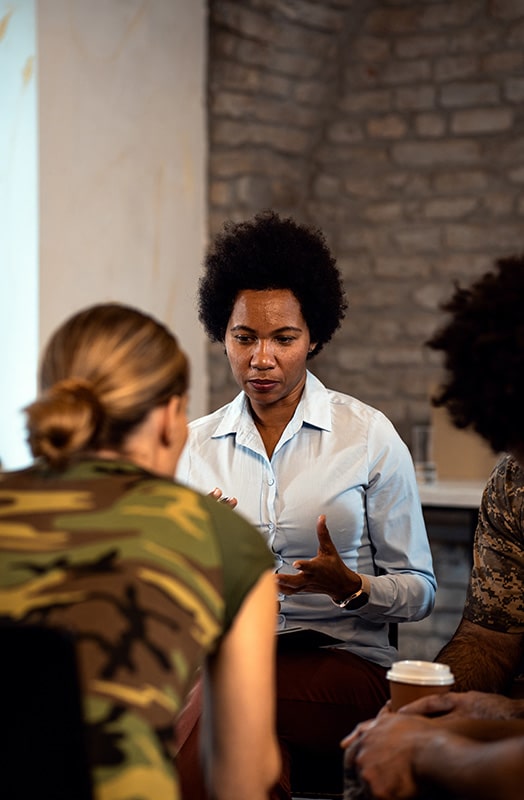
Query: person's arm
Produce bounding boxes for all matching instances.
[201,570,280,800]
[413,729,524,800]
[343,713,524,800]
[397,688,524,721]
[437,617,524,693]
[278,416,437,619]
[439,459,524,693]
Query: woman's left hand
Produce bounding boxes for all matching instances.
[276,515,361,599]
[208,487,238,509]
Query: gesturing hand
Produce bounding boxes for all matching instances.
[208,487,238,509]
[276,514,361,600]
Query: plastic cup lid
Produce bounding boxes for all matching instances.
[386,659,454,686]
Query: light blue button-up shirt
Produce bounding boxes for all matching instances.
[177,371,436,667]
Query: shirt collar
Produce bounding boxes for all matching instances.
[211,370,332,440]
[301,371,332,431]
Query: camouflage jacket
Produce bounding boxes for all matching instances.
[0,457,273,800]
[464,454,524,633]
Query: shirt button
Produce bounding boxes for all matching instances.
[268,477,275,486]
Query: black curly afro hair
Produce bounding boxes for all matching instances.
[427,256,524,455]
[198,210,347,358]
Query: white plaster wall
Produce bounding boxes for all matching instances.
[38,0,208,420]
[1,0,207,468]
[0,0,39,469]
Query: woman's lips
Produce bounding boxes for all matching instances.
[248,379,279,392]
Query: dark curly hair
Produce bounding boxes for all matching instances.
[427,256,524,455]
[198,210,347,357]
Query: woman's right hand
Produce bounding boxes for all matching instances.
[209,487,238,509]
[278,515,360,599]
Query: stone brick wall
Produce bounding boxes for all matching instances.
[206,0,524,657]
[207,0,524,448]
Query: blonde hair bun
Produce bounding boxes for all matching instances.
[24,303,189,469]
[25,378,103,468]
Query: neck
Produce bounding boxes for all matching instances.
[249,391,303,459]
[92,404,180,478]
[250,401,296,432]
[93,447,151,472]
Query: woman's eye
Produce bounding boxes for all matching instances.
[234,335,252,343]
[276,336,294,344]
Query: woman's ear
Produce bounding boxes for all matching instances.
[160,396,182,446]
[160,416,171,447]
[150,395,188,477]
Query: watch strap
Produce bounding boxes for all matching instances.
[331,580,369,610]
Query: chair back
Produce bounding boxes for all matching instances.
[0,624,93,799]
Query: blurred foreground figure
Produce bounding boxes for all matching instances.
[0,302,280,800]
[343,257,524,800]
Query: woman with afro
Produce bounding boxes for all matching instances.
[176,210,436,799]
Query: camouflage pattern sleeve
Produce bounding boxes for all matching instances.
[463,455,524,633]
[201,494,276,632]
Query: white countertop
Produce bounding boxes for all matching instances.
[417,479,485,509]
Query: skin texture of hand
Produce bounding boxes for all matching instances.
[341,710,524,800]
[341,703,394,752]
[341,713,438,800]
[276,514,361,599]
[398,690,524,721]
[208,487,238,509]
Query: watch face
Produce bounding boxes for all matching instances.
[346,591,369,610]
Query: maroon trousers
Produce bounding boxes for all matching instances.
[175,648,389,799]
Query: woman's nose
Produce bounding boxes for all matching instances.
[251,340,275,368]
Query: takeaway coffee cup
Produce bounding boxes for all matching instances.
[387,660,455,711]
